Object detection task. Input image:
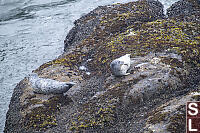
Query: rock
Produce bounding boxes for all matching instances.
[144,91,200,133]
[4,0,200,132]
[167,0,200,23]
[64,0,164,51]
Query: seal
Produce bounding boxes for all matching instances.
[29,73,75,94]
[110,54,131,76]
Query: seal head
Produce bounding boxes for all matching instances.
[110,54,131,76]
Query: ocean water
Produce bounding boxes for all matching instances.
[0,0,179,132]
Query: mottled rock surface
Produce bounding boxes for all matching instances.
[4,0,200,133]
[64,0,164,51]
[167,0,200,23]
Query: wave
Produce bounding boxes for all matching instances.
[0,0,76,22]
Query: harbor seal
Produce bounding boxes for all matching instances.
[110,54,131,76]
[29,73,75,94]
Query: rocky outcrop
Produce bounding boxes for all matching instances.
[144,91,199,133]
[4,0,200,132]
[64,0,164,51]
[167,0,200,23]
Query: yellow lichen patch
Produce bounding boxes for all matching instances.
[99,0,154,35]
[23,95,72,131]
[34,51,87,72]
[24,106,58,131]
[195,35,200,40]
[69,104,116,131]
[68,74,145,132]
[142,20,200,65]
[34,1,199,82]
[35,0,168,77]
[92,19,200,74]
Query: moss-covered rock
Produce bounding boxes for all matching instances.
[64,0,164,51]
[145,90,200,133]
[4,77,73,133]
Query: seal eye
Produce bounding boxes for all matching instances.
[111,63,115,68]
[118,61,124,65]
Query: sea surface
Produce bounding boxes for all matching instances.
[0,0,178,132]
